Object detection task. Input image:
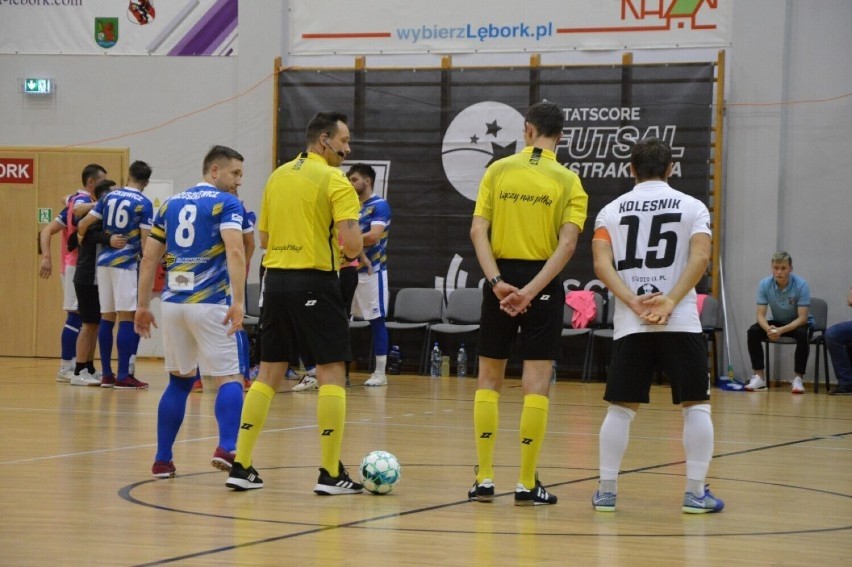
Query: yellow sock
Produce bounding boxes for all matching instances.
[235,381,275,468]
[518,394,549,489]
[474,389,500,482]
[318,384,346,476]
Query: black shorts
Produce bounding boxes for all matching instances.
[478,260,563,360]
[604,332,710,405]
[260,269,351,365]
[74,283,101,324]
[339,266,358,315]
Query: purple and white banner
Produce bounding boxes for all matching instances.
[0,0,237,56]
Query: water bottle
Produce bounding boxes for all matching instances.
[388,345,402,375]
[457,343,468,378]
[430,342,442,378]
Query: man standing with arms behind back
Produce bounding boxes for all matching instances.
[468,101,587,506]
[590,137,723,514]
[227,111,364,495]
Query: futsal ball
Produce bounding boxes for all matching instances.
[359,450,401,494]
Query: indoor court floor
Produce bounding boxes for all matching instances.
[2,357,850,566]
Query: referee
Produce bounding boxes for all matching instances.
[468,101,588,506]
[227,111,365,494]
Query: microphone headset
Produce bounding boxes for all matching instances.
[323,139,345,158]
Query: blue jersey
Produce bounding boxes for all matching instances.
[150,184,244,305]
[359,194,391,273]
[90,187,153,269]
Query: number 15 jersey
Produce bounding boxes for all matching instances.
[593,180,711,339]
[149,183,244,305]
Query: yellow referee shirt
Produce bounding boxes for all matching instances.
[474,146,588,260]
[259,152,360,271]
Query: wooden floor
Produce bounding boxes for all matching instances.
[2,357,851,566]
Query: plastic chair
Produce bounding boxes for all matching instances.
[584,292,612,382]
[762,297,829,392]
[699,295,722,382]
[385,288,444,375]
[560,303,594,381]
[427,287,482,376]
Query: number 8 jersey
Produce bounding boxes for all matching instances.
[593,180,711,339]
[149,183,244,305]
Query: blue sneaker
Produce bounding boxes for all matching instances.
[592,490,616,512]
[683,485,724,514]
[285,368,301,381]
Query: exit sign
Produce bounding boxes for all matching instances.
[24,78,52,95]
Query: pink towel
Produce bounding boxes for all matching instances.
[565,290,597,329]
[696,293,708,314]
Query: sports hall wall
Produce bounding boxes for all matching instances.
[1,0,849,384]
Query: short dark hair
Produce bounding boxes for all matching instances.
[525,101,564,138]
[202,145,244,175]
[346,163,376,185]
[94,178,116,200]
[306,111,349,144]
[630,137,672,180]
[81,163,106,187]
[128,160,153,182]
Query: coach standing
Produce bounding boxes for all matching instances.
[227,111,365,495]
[468,101,588,506]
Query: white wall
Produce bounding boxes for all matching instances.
[2,1,850,382]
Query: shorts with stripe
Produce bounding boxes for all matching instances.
[261,269,351,365]
[351,269,389,320]
[478,260,563,360]
[603,332,710,405]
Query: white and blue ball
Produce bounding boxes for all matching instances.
[359,450,401,494]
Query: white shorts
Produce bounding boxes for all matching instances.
[62,266,78,311]
[97,266,138,313]
[160,302,241,377]
[351,269,389,321]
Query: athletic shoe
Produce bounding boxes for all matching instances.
[682,485,725,514]
[285,368,302,381]
[514,475,557,506]
[70,369,102,387]
[211,447,235,472]
[56,368,72,383]
[304,367,317,378]
[292,375,318,391]
[100,374,116,388]
[744,375,767,391]
[364,372,388,387]
[592,490,616,512]
[226,462,264,491]
[791,376,805,394]
[151,460,176,479]
[828,383,852,395]
[249,365,260,379]
[114,375,149,390]
[313,462,363,495]
[467,479,495,502]
[192,378,203,393]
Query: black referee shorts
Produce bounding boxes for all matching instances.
[478,260,563,360]
[603,332,710,405]
[260,269,351,365]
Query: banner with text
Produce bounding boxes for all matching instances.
[0,0,237,56]
[277,63,715,299]
[289,0,731,55]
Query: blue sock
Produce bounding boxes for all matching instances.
[116,321,137,380]
[98,320,115,377]
[215,382,244,452]
[155,374,195,463]
[370,317,389,357]
[61,312,82,361]
[236,330,250,380]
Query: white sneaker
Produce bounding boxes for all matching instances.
[744,375,767,391]
[791,376,805,394]
[70,369,103,387]
[56,368,72,383]
[292,375,318,391]
[364,372,388,387]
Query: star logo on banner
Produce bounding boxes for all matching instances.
[485,119,502,137]
[486,141,517,167]
[470,134,479,144]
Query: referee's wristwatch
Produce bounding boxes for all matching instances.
[488,274,503,287]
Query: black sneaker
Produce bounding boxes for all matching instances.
[467,478,495,502]
[226,462,264,491]
[829,383,852,395]
[313,462,363,495]
[514,475,557,506]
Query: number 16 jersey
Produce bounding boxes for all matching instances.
[149,183,244,305]
[593,180,711,339]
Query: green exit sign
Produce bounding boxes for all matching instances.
[24,78,52,95]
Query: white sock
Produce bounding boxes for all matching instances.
[599,405,636,492]
[374,355,387,374]
[683,404,714,496]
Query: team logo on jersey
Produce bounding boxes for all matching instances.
[163,252,177,268]
[441,101,526,201]
[637,283,660,295]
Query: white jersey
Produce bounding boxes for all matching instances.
[594,180,711,340]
